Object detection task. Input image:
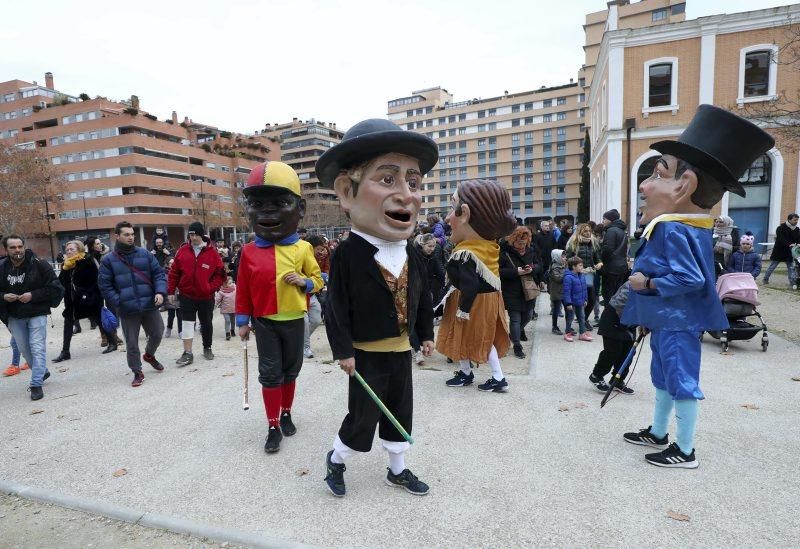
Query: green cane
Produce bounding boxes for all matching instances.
[353,370,414,444]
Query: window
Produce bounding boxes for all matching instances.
[477,138,486,146]
[448,115,456,123]
[524,116,533,125]
[524,160,533,169]
[524,102,533,111]
[543,201,552,209]
[459,127,466,135]
[478,152,486,160]
[672,3,685,15]
[543,99,552,108]
[524,175,533,184]
[478,124,486,132]
[512,176,520,184]
[478,110,485,118]
[478,165,486,175]
[439,130,446,138]
[512,162,520,170]
[448,129,456,136]
[488,151,497,160]
[557,143,566,152]
[739,45,778,103]
[488,108,496,116]
[543,114,552,123]
[459,113,466,121]
[438,144,446,152]
[426,119,433,127]
[652,8,667,21]
[439,117,446,124]
[512,133,520,143]
[579,93,585,103]
[525,146,533,155]
[556,97,566,105]
[449,142,457,150]
[543,144,552,153]
[488,137,496,145]
[543,172,552,181]
[512,119,520,127]
[488,122,497,131]
[512,104,520,113]
[556,112,566,121]
[459,141,467,149]
[512,148,520,157]
[544,160,552,170]
[643,58,678,113]
[524,131,533,141]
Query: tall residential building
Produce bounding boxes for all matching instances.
[0,73,279,256]
[269,118,347,228]
[586,2,800,243]
[387,84,584,224]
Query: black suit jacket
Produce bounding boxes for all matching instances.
[325,233,435,360]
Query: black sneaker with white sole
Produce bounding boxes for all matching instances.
[589,373,610,392]
[264,425,282,454]
[645,442,699,469]
[324,450,346,497]
[445,370,474,387]
[613,382,634,395]
[478,377,509,393]
[385,468,429,496]
[623,426,669,449]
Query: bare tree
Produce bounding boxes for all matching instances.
[0,144,66,237]
[740,19,800,150]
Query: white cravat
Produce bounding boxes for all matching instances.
[351,230,408,278]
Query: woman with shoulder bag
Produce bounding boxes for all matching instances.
[565,223,603,332]
[53,240,115,362]
[500,226,541,359]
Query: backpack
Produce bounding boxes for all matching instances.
[34,257,64,308]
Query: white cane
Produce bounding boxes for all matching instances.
[242,339,250,411]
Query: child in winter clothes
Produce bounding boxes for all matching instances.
[725,232,762,278]
[163,257,182,338]
[562,256,591,342]
[548,249,566,335]
[215,277,237,340]
[589,281,635,394]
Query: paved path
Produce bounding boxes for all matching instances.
[1,302,798,547]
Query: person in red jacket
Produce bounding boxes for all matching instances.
[168,221,226,365]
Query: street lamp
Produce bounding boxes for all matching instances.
[42,196,56,264]
[81,192,89,231]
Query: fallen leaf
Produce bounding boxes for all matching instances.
[321,359,335,365]
[574,402,588,409]
[30,409,44,415]
[558,404,570,412]
[740,403,759,410]
[666,510,690,522]
[112,468,128,478]
[791,376,800,382]
[58,368,69,373]
[295,467,310,477]
[222,372,234,377]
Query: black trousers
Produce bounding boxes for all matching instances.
[601,273,627,304]
[338,349,413,453]
[592,337,634,380]
[178,296,214,349]
[62,311,109,353]
[253,317,304,388]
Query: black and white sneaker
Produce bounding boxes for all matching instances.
[614,383,634,395]
[445,370,474,387]
[589,373,610,393]
[324,450,346,497]
[623,426,669,449]
[280,411,296,436]
[478,377,509,393]
[264,425,282,454]
[645,442,699,469]
[385,468,429,496]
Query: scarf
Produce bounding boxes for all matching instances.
[115,241,135,254]
[62,252,86,271]
[451,239,501,290]
[641,213,715,241]
[255,233,300,247]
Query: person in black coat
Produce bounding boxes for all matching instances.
[500,226,542,359]
[534,219,557,273]
[416,234,445,306]
[600,209,629,303]
[764,213,800,287]
[557,223,573,250]
[53,240,114,362]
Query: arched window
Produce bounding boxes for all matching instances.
[728,154,771,244]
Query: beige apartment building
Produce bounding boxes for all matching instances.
[271,118,347,228]
[0,73,281,257]
[587,1,800,244]
[387,85,584,224]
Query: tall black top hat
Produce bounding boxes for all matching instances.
[650,104,775,197]
[315,119,439,187]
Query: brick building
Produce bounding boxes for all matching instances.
[387,85,584,225]
[0,73,280,257]
[587,1,800,243]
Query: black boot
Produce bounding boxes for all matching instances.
[90,319,97,330]
[53,350,71,363]
[72,321,81,334]
[513,343,526,359]
[102,341,117,354]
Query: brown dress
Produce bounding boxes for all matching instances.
[436,289,510,363]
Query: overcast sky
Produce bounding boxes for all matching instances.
[3,0,792,133]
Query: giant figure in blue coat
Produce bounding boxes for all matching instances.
[620,105,774,469]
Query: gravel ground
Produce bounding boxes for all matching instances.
[1,293,798,547]
[0,494,237,548]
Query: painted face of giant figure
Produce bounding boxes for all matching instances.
[334,152,422,242]
[246,187,306,242]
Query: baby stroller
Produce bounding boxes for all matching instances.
[705,272,768,352]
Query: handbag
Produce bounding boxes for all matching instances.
[521,275,540,301]
[506,252,540,301]
[101,306,119,333]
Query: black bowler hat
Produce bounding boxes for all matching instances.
[315,119,439,187]
[651,104,775,197]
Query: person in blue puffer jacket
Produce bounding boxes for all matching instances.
[98,221,168,387]
[562,256,591,342]
[725,232,761,278]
